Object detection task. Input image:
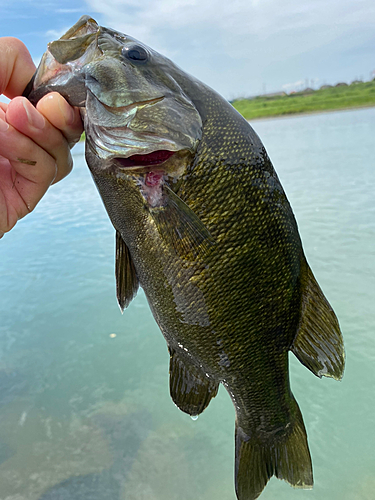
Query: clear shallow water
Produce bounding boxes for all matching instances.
[0,107,374,500]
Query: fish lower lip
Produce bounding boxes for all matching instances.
[115,150,176,168]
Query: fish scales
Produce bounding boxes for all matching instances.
[24,15,345,500]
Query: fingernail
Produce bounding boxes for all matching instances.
[58,97,75,126]
[0,231,4,239]
[0,119,9,132]
[23,99,45,130]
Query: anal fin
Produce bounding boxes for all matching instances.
[169,347,219,416]
[235,398,313,500]
[115,230,139,312]
[292,263,345,380]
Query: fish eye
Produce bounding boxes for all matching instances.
[122,45,148,63]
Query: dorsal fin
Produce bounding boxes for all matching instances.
[169,347,219,417]
[115,230,139,312]
[292,262,345,380]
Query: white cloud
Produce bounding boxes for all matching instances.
[82,0,375,97]
[282,80,305,92]
[45,28,69,39]
[85,0,375,44]
[56,8,86,13]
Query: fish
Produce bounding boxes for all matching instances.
[24,15,345,500]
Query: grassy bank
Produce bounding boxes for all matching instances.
[232,80,375,120]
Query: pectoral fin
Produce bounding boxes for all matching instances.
[150,185,215,259]
[115,230,139,312]
[292,262,345,380]
[169,347,219,417]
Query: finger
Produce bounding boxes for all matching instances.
[5,96,77,184]
[36,92,83,148]
[0,122,57,222]
[0,37,35,98]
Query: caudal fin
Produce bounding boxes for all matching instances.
[235,400,313,500]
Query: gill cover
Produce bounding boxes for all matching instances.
[24,15,203,160]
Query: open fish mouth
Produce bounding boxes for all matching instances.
[115,150,176,168]
[111,148,193,184]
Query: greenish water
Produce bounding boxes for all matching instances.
[0,107,374,500]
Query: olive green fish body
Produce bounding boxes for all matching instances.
[26,16,345,500]
[88,89,314,495]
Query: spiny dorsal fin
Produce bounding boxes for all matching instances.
[292,262,345,380]
[169,347,219,417]
[115,230,139,312]
[150,185,215,259]
[235,397,313,500]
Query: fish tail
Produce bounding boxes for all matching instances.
[235,399,313,500]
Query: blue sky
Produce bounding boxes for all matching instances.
[1,0,374,99]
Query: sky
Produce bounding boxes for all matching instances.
[0,0,374,100]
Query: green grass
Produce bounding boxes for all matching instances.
[232,81,375,120]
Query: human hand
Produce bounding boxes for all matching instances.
[0,37,83,238]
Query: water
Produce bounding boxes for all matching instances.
[0,107,374,500]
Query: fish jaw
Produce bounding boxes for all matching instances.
[26,16,100,106]
[81,91,199,163]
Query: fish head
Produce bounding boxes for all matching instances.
[26,16,216,262]
[26,15,202,185]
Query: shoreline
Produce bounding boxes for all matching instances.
[246,103,375,122]
[232,81,375,122]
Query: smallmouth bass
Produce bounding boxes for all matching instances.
[24,16,345,500]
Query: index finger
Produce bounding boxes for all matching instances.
[0,37,36,99]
